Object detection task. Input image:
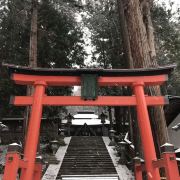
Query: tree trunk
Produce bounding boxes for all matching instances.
[118,0,169,153]
[23,0,38,143]
[116,0,142,156]
[140,0,156,62]
[116,0,133,68]
[29,0,38,68]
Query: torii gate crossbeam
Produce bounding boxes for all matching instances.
[3,64,180,180]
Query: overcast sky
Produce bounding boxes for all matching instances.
[158,0,179,5]
[158,0,180,9]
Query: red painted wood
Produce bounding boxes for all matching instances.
[133,82,160,180]
[134,164,143,180]
[20,81,46,180]
[152,159,165,168]
[12,73,167,86]
[162,153,180,180]
[4,69,176,180]
[3,153,20,180]
[12,96,167,106]
[33,164,42,180]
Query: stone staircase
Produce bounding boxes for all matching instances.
[56,136,119,180]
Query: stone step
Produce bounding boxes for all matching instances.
[60,167,117,169]
[60,166,115,168]
[57,136,117,178]
[62,154,109,159]
[62,159,112,162]
[59,171,117,175]
[59,175,119,180]
[66,153,109,154]
[61,162,114,164]
[66,151,109,153]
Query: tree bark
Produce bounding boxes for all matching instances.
[116,0,133,68]
[122,0,152,68]
[140,0,156,62]
[116,0,142,157]
[140,0,169,148]
[118,0,169,151]
[29,0,38,68]
[23,0,38,142]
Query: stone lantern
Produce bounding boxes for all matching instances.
[99,112,107,136]
[66,113,73,136]
[50,140,59,154]
[109,129,116,146]
[118,141,127,164]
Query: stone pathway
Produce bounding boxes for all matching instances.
[43,137,134,180]
[58,136,117,177]
[102,137,134,180]
[42,137,71,180]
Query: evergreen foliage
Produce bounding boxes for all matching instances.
[84,0,180,95]
[0,0,180,119]
[152,2,180,95]
[83,0,124,68]
[0,0,86,118]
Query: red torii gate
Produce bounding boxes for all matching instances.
[2,64,180,180]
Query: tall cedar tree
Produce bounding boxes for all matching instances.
[0,0,86,119]
[118,0,169,155]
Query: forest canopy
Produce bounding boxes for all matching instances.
[0,0,180,118]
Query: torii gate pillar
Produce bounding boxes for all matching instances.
[133,82,160,179]
[21,81,46,180]
[2,64,180,180]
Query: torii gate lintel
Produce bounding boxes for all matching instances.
[3,64,180,180]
